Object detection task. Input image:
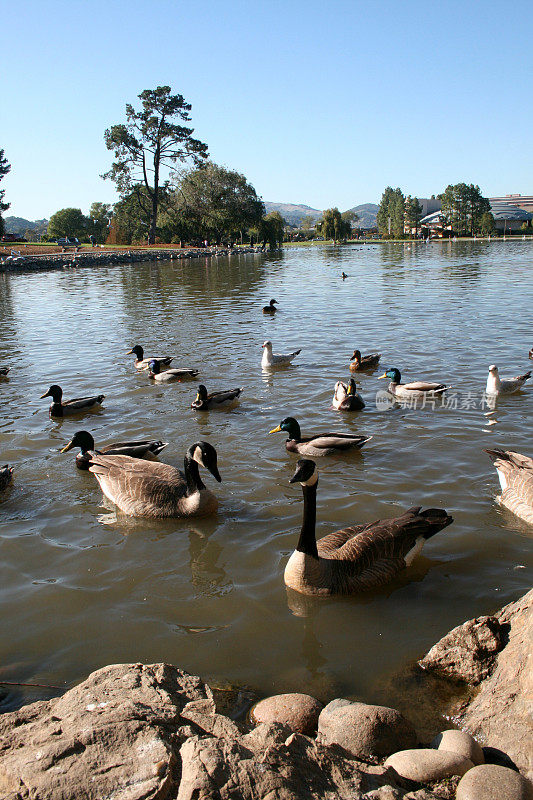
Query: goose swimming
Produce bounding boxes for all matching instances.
[484,449,533,524]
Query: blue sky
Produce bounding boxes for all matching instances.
[2,0,531,219]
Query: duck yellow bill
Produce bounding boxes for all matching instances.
[269,425,282,434]
[377,373,387,380]
[60,441,74,453]
[126,349,134,355]
[195,394,200,403]
[39,391,49,398]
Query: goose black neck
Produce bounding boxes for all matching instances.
[184,456,205,495]
[297,482,319,559]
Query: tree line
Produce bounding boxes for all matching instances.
[377,184,495,238]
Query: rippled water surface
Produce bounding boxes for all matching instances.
[1,241,532,711]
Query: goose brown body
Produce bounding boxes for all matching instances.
[485,449,533,524]
[285,460,453,595]
[88,442,221,518]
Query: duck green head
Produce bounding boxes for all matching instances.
[378,368,401,383]
[127,345,143,358]
[269,417,301,440]
[148,359,160,375]
[40,384,63,402]
[347,378,359,395]
[195,385,208,402]
[61,430,95,454]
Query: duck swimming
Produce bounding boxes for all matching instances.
[127,345,173,370]
[0,465,13,492]
[61,430,168,471]
[191,384,242,410]
[88,441,221,518]
[378,368,449,400]
[263,299,278,314]
[0,367,9,378]
[261,340,301,369]
[148,360,199,382]
[349,350,381,372]
[484,449,533,524]
[332,379,365,411]
[40,385,105,418]
[485,364,531,396]
[284,459,453,596]
[269,417,371,456]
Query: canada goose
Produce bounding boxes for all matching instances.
[261,340,301,369]
[61,430,168,471]
[148,360,199,382]
[88,441,221,518]
[378,368,449,400]
[40,385,105,418]
[332,379,365,411]
[263,299,278,314]
[269,417,371,456]
[349,350,381,372]
[191,384,242,410]
[485,365,531,396]
[0,367,9,378]
[284,459,453,595]
[0,465,13,492]
[484,449,533,524]
[127,345,173,370]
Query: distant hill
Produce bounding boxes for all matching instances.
[264,201,379,229]
[4,216,48,235]
[263,202,322,226]
[346,203,379,229]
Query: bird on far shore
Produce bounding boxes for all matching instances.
[148,360,199,382]
[284,459,453,595]
[261,340,301,369]
[269,417,371,456]
[40,385,105,418]
[263,299,278,314]
[127,345,173,370]
[61,430,168,471]
[485,364,531,396]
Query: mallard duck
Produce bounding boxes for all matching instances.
[261,340,301,369]
[378,368,449,400]
[263,299,278,314]
[486,365,531,396]
[0,367,9,378]
[269,417,371,456]
[88,441,221,518]
[40,385,105,418]
[191,384,242,410]
[349,350,381,372]
[148,360,199,382]
[341,272,348,280]
[484,449,533,524]
[0,465,13,492]
[284,459,453,595]
[529,348,533,360]
[332,379,365,411]
[127,345,173,370]
[61,430,168,471]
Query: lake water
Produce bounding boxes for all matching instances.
[0,241,532,716]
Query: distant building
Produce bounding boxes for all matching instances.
[418,197,532,236]
[489,194,533,214]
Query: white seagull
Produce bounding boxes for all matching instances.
[261,340,301,369]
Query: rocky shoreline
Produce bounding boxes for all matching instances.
[0,246,262,274]
[0,589,531,799]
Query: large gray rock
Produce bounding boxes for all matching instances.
[0,662,212,800]
[250,692,322,734]
[384,748,473,782]
[420,588,533,781]
[456,764,533,800]
[318,699,417,759]
[430,729,484,765]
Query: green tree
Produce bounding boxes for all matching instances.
[480,211,495,235]
[109,186,156,244]
[377,187,405,237]
[103,86,208,244]
[0,149,11,236]
[316,207,351,242]
[89,202,113,243]
[439,183,490,236]
[47,208,89,240]
[405,196,423,237]
[167,162,264,244]
[342,210,359,238]
[253,211,285,248]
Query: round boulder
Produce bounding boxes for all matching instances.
[456,764,533,800]
[249,693,322,735]
[317,700,417,759]
[430,729,485,765]
[384,748,473,782]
